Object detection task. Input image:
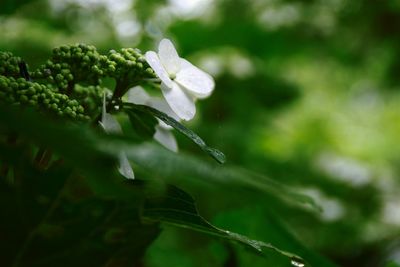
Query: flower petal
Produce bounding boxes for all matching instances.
[145,51,173,88]
[101,113,122,134]
[175,59,215,98]
[118,152,135,179]
[127,86,151,105]
[154,126,178,152]
[148,98,178,130]
[100,93,122,134]
[161,82,196,121]
[157,119,173,130]
[100,94,134,180]
[147,98,180,122]
[158,38,181,75]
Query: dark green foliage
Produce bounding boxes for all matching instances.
[0,104,160,267]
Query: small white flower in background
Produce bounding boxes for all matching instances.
[145,38,215,121]
[128,86,179,152]
[100,94,135,179]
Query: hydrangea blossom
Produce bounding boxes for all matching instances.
[145,38,215,121]
[99,94,135,179]
[127,86,179,152]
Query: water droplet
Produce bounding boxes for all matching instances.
[291,256,306,267]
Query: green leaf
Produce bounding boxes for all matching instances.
[127,143,320,212]
[126,108,158,140]
[143,185,305,265]
[123,103,226,164]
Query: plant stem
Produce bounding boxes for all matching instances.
[94,77,139,124]
[34,148,53,170]
[65,80,75,96]
[18,61,31,81]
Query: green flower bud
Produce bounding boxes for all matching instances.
[28,100,37,106]
[20,95,28,103]
[27,87,36,95]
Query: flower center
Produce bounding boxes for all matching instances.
[169,73,176,80]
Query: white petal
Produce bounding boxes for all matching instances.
[157,119,173,130]
[100,113,122,134]
[100,94,134,180]
[118,152,135,179]
[175,59,215,99]
[154,126,178,152]
[158,38,181,75]
[145,51,173,88]
[147,98,180,121]
[127,86,150,105]
[101,92,107,122]
[148,98,177,130]
[161,82,196,121]
[100,93,122,134]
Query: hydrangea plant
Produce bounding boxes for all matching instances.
[0,39,311,267]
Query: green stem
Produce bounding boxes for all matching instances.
[107,78,130,111]
[65,80,75,96]
[112,79,129,101]
[94,77,139,125]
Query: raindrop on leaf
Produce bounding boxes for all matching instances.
[291,256,306,267]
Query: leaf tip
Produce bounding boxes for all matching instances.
[207,148,226,164]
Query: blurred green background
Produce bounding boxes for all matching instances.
[2,0,400,266]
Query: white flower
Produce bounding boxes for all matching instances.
[100,94,135,179]
[145,38,215,121]
[127,86,179,152]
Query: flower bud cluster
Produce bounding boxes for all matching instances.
[1,44,155,122]
[0,76,89,120]
[73,84,104,117]
[33,44,108,90]
[0,52,22,77]
[106,48,155,85]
